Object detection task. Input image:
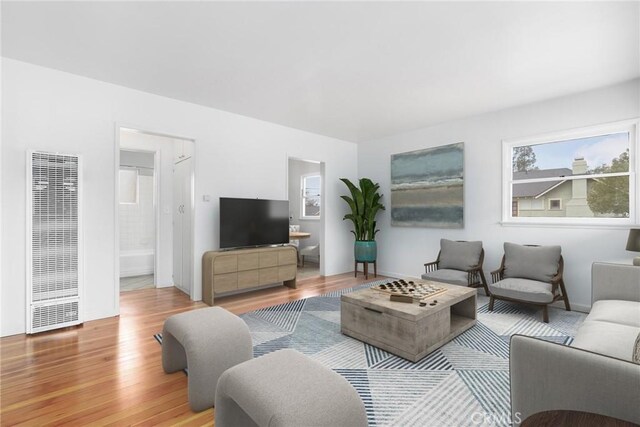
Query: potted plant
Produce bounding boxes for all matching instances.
[339,178,385,263]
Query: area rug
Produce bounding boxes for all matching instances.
[155,279,586,426]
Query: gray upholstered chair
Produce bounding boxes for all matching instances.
[489,242,570,323]
[422,239,489,296]
[215,349,368,427]
[288,224,300,264]
[298,244,319,267]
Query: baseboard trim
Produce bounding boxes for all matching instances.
[119,268,153,278]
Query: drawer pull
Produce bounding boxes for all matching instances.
[364,307,383,314]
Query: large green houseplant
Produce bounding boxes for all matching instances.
[340,178,385,262]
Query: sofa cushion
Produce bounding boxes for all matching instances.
[572,320,640,362]
[634,333,640,364]
[438,239,482,271]
[503,242,561,283]
[489,278,554,303]
[422,269,468,286]
[588,300,640,328]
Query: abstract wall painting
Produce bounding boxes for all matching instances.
[390,143,464,228]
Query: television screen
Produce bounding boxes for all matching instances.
[219,198,290,249]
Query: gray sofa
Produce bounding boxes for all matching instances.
[510,262,640,425]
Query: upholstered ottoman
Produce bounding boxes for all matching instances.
[215,349,368,427]
[162,307,252,412]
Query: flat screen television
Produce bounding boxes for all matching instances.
[219,197,290,249]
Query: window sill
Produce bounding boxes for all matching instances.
[500,221,637,230]
[300,217,321,221]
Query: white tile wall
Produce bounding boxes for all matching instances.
[119,175,155,252]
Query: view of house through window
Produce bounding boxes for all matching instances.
[301,174,321,218]
[505,122,636,223]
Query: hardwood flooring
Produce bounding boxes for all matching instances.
[0,273,380,426]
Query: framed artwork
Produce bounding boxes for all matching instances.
[390,142,464,228]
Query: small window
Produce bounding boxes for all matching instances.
[549,199,562,210]
[119,168,138,204]
[503,119,638,225]
[301,174,321,219]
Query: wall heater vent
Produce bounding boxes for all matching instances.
[27,151,83,333]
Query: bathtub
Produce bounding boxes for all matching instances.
[120,249,155,278]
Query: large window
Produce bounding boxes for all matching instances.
[301,174,321,219]
[503,120,638,225]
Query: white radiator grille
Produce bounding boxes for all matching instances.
[32,301,79,330]
[28,151,82,333]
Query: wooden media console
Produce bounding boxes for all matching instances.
[202,246,297,305]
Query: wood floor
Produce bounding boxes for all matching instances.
[0,273,379,426]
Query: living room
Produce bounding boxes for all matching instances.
[1,1,639,426]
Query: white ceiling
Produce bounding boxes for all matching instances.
[2,2,639,142]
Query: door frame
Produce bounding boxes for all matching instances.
[114,124,196,315]
[286,156,326,277]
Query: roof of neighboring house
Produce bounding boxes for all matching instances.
[512,168,572,198]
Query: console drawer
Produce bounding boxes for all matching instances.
[214,272,237,293]
[238,270,260,289]
[259,267,279,285]
[214,255,237,274]
[238,253,259,271]
[279,265,297,282]
[278,249,297,266]
[259,252,278,268]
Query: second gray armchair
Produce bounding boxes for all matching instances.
[489,242,570,323]
[422,239,489,296]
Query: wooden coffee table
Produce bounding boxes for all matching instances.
[341,279,477,362]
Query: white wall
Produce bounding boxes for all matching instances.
[359,79,640,311]
[119,175,154,252]
[1,58,358,336]
[288,158,321,253]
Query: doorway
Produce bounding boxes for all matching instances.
[116,128,195,301]
[287,157,325,280]
[118,149,156,291]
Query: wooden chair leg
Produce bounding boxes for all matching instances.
[488,296,495,311]
[542,305,549,323]
[480,271,490,296]
[374,261,377,277]
[559,280,571,311]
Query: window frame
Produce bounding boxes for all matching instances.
[502,119,639,227]
[300,173,321,220]
[548,198,562,211]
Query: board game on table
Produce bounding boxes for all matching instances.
[373,278,447,301]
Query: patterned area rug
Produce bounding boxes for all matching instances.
[155,279,586,426]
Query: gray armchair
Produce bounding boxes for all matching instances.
[422,239,489,296]
[489,243,570,323]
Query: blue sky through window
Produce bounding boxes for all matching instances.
[527,132,629,171]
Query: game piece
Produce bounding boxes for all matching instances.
[374,279,447,301]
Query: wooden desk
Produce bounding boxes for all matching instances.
[289,232,311,239]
